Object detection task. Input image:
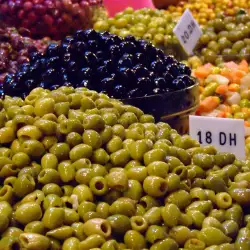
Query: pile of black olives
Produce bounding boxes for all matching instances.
[3,29,194,100]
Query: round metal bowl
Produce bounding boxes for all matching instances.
[122,81,199,134]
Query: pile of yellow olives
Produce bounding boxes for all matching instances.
[196,12,250,64]
[166,0,216,25]
[1,86,250,249]
[166,0,250,25]
[94,7,182,56]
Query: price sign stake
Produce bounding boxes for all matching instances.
[173,9,202,55]
[189,116,246,160]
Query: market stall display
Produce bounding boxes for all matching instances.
[0,26,52,86]
[1,0,250,248]
[193,60,250,157]
[0,85,250,249]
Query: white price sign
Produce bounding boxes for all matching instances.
[189,116,245,160]
[173,9,202,55]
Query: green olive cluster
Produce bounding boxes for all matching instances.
[197,13,250,64]
[94,7,181,55]
[0,86,250,249]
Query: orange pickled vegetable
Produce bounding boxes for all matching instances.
[215,84,228,95]
[220,69,233,82]
[194,66,212,78]
[228,84,240,92]
[221,68,246,84]
[232,70,246,84]
[198,96,220,113]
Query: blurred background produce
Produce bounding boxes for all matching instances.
[0,25,52,86]
[0,0,97,39]
[1,0,250,249]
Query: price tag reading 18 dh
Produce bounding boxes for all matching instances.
[173,9,202,55]
[189,116,246,160]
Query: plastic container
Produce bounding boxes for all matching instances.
[122,81,199,135]
[103,0,155,17]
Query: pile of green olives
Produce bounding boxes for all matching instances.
[1,86,250,249]
[197,12,250,64]
[94,7,184,57]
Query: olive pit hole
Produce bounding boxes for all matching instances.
[101,223,108,233]
[192,198,200,202]
[152,238,162,244]
[39,171,46,178]
[17,123,26,130]
[135,219,143,226]
[65,201,73,209]
[95,181,104,190]
[20,135,30,141]
[175,169,183,176]
[12,243,20,250]
[159,182,167,193]
[140,201,147,209]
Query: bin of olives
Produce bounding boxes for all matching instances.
[3,29,197,133]
[0,85,250,249]
[196,11,250,65]
[122,82,199,134]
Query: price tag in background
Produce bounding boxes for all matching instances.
[173,9,202,55]
[189,116,246,160]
